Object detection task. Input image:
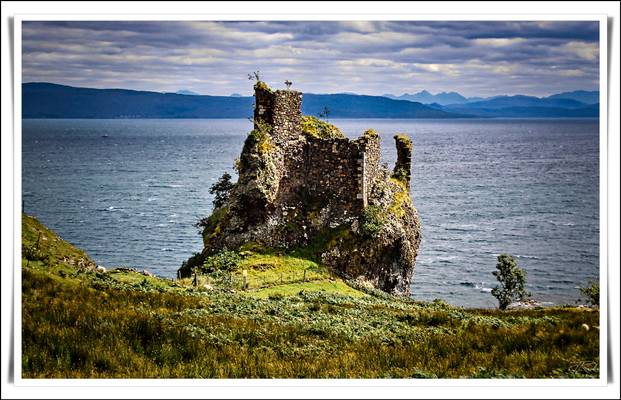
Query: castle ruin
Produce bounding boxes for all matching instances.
[180,82,421,295]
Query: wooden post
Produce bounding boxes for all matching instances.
[303,269,306,282]
[280,272,283,284]
[242,269,248,290]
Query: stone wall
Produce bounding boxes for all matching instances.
[301,137,365,213]
[394,134,413,189]
[254,85,302,145]
[252,84,385,215]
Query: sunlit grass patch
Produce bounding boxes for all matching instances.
[244,280,367,299]
[235,252,329,289]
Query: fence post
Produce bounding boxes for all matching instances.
[303,269,306,282]
[242,269,248,290]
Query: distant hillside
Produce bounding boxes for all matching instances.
[546,90,599,105]
[22,83,468,119]
[384,89,599,118]
[175,89,200,95]
[301,93,467,118]
[23,83,254,119]
[384,90,473,105]
[436,93,599,118]
[452,95,589,110]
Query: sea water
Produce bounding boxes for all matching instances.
[22,118,599,307]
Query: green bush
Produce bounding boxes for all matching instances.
[491,254,530,310]
[22,243,47,263]
[360,205,386,237]
[201,249,242,273]
[578,281,599,307]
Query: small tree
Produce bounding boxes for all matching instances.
[578,280,600,307]
[491,254,530,310]
[248,70,261,82]
[209,172,234,209]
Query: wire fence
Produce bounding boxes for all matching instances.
[193,268,334,291]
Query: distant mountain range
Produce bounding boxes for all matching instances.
[384,89,599,118]
[22,83,467,119]
[22,83,599,119]
[384,90,480,105]
[174,89,200,96]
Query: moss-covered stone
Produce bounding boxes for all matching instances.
[300,115,345,139]
[363,128,379,139]
[254,80,272,92]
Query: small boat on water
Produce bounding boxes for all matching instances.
[102,134,109,138]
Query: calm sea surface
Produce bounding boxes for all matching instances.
[22,118,599,307]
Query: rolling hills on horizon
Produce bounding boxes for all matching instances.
[22,82,467,119]
[22,82,599,119]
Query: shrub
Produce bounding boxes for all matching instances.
[209,172,235,209]
[201,249,242,273]
[22,243,47,263]
[360,205,386,238]
[578,281,600,307]
[491,254,530,310]
[179,252,205,278]
[392,166,409,183]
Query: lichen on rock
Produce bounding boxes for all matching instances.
[300,115,344,139]
[180,81,421,296]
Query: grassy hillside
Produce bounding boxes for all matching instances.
[21,213,600,378]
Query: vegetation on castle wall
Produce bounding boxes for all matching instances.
[387,178,413,219]
[244,121,274,157]
[394,133,413,151]
[254,80,272,93]
[300,115,345,139]
[363,128,379,139]
[197,206,228,247]
[391,166,410,184]
[360,205,387,238]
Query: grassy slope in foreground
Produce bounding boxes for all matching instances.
[21,213,600,378]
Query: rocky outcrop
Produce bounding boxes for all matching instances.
[180,82,422,295]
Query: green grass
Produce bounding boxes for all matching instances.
[21,213,600,379]
[22,213,95,270]
[245,280,367,299]
[237,252,330,288]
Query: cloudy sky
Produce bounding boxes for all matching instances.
[22,20,599,97]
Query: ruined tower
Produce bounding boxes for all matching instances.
[180,81,421,295]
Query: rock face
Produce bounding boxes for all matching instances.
[179,82,422,295]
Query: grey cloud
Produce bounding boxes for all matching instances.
[22,20,599,97]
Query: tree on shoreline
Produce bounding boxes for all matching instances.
[491,253,530,310]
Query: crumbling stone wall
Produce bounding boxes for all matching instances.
[394,134,413,189]
[181,82,421,295]
[253,86,384,213]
